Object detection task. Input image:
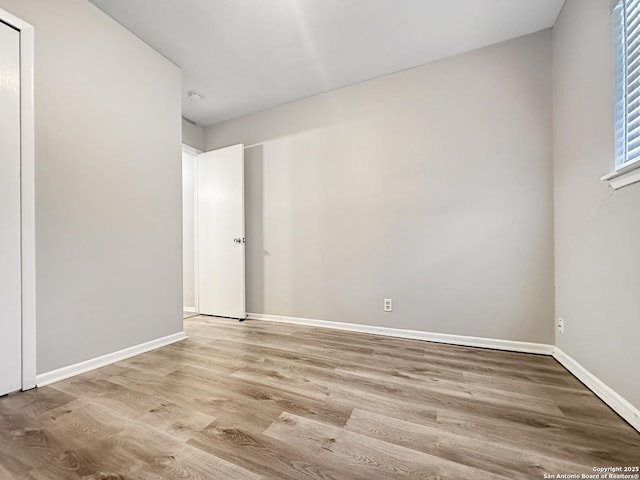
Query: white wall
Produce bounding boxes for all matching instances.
[553,0,640,410]
[206,31,555,344]
[182,117,204,151]
[182,151,196,310]
[0,0,183,374]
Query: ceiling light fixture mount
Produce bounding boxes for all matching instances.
[188,90,204,102]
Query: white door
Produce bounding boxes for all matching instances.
[0,21,22,396]
[197,144,246,319]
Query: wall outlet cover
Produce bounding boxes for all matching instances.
[384,298,393,312]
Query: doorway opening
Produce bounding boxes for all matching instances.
[182,144,199,320]
[181,143,246,322]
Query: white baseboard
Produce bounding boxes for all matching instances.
[553,347,640,432]
[183,306,196,313]
[36,331,188,387]
[247,313,554,355]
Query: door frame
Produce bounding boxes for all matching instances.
[0,8,36,390]
[182,144,201,314]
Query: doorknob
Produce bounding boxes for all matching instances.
[233,237,245,244]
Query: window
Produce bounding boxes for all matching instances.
[605,0,640,188]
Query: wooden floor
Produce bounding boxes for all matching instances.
[1,316,638,479]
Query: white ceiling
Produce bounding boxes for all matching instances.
[89,0,565,127]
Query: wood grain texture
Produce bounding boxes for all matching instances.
[0,315,638,479]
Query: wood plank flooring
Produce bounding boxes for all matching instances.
[1,316,638,479]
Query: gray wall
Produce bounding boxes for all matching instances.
[182,117,204,151]
[553,0,640,409]
[0,0,183,373]
[206,31,555,344]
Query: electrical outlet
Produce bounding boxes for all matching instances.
[558,317,565,335]
[384,298,393,312]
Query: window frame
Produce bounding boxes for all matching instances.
[603,0,640,189]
